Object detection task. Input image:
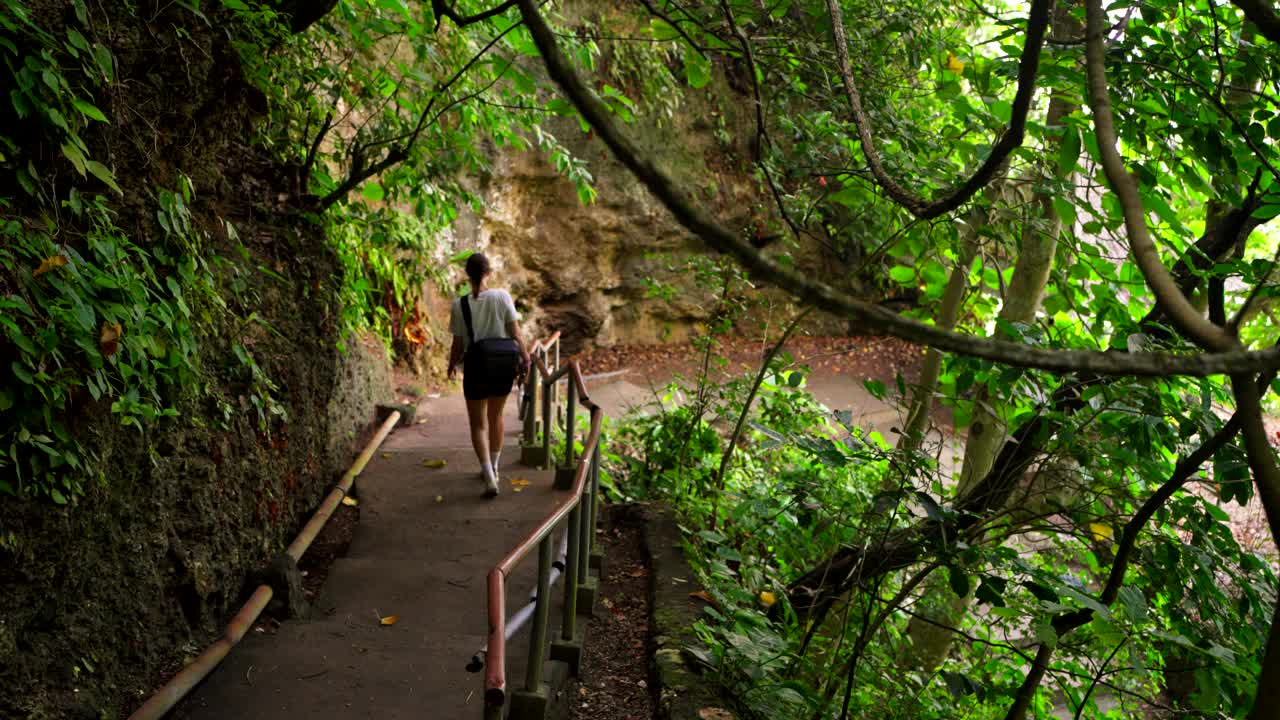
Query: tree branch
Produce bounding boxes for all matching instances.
[636,0,710,58]
[1229,0,1280,44]
[1228,372,1280,719]
[516,0,1280,378]
[312,14,523,211]
[824,0,1055,219]
[1084,0,1236,351]
[432,0,517,30]
[302,110,333,193]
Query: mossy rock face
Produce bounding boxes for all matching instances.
[0,4,397,718]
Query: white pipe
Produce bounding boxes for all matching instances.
[468,530,570,671]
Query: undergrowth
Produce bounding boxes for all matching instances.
[606,355,1277,719]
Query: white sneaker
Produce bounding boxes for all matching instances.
[483,474,499,498]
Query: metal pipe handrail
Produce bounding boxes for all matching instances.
[542,355,592,409]
[484,353,604,711]
[129,411,402,720]
[528,331,561,356]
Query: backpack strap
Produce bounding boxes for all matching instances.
[460,294,477,346]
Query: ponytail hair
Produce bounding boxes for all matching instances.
[465,252,491,288]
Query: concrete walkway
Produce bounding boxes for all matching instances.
[176,391,566,720]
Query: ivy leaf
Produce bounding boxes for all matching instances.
[1052,197,1076,227]
[1057,125,1081,175]
[84,160,122,194]
[684,46,711,89]
[888,266,915,284]
[1022,580,1059,603]
[100,321,122,357]
[72,98,108,122]
[1118,586,1147,623]
[61,142,87,175]
[33,254,69,278]
[93,44,113,81]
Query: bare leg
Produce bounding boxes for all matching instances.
[486,393,509,462]
[466,398,489,468]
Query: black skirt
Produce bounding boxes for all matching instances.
[462,338,520,400]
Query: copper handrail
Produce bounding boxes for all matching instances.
[128,411,402,720]
[528,330,561,357]
[484,352,604,711]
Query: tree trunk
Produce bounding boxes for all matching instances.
[899,218,981,455]
[901,5,1080,671]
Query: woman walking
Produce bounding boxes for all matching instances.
[447,253,531,497]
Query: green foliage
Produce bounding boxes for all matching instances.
[614,351,1277,718]
[327,204,453,353]
[0,165,281,502]
[0,0,121,198]
[0,2,299,504]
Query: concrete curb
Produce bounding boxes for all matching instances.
[642,503,726,720]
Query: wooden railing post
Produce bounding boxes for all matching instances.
[575,436,598,615]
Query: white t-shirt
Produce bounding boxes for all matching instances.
[450,289,520,349]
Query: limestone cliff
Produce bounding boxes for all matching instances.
[443,4,858,353]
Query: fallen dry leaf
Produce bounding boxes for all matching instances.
[341,496,359,507]
[100,321,122,357]
[688,590,719,609]
[423,459,447,469]
[699,708,733,720]
[510,478,531,486]
[380,452,392,459]
[33,254,68,278]
[379,615,398,626]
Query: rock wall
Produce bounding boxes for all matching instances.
[448,4,858,353]
[0,5,395,718]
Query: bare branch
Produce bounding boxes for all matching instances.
[313,16,523,211]
[636,0,710,58]
[302,111,333,192]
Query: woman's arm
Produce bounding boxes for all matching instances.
[506,320,532,384]
[447,335,464,380]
